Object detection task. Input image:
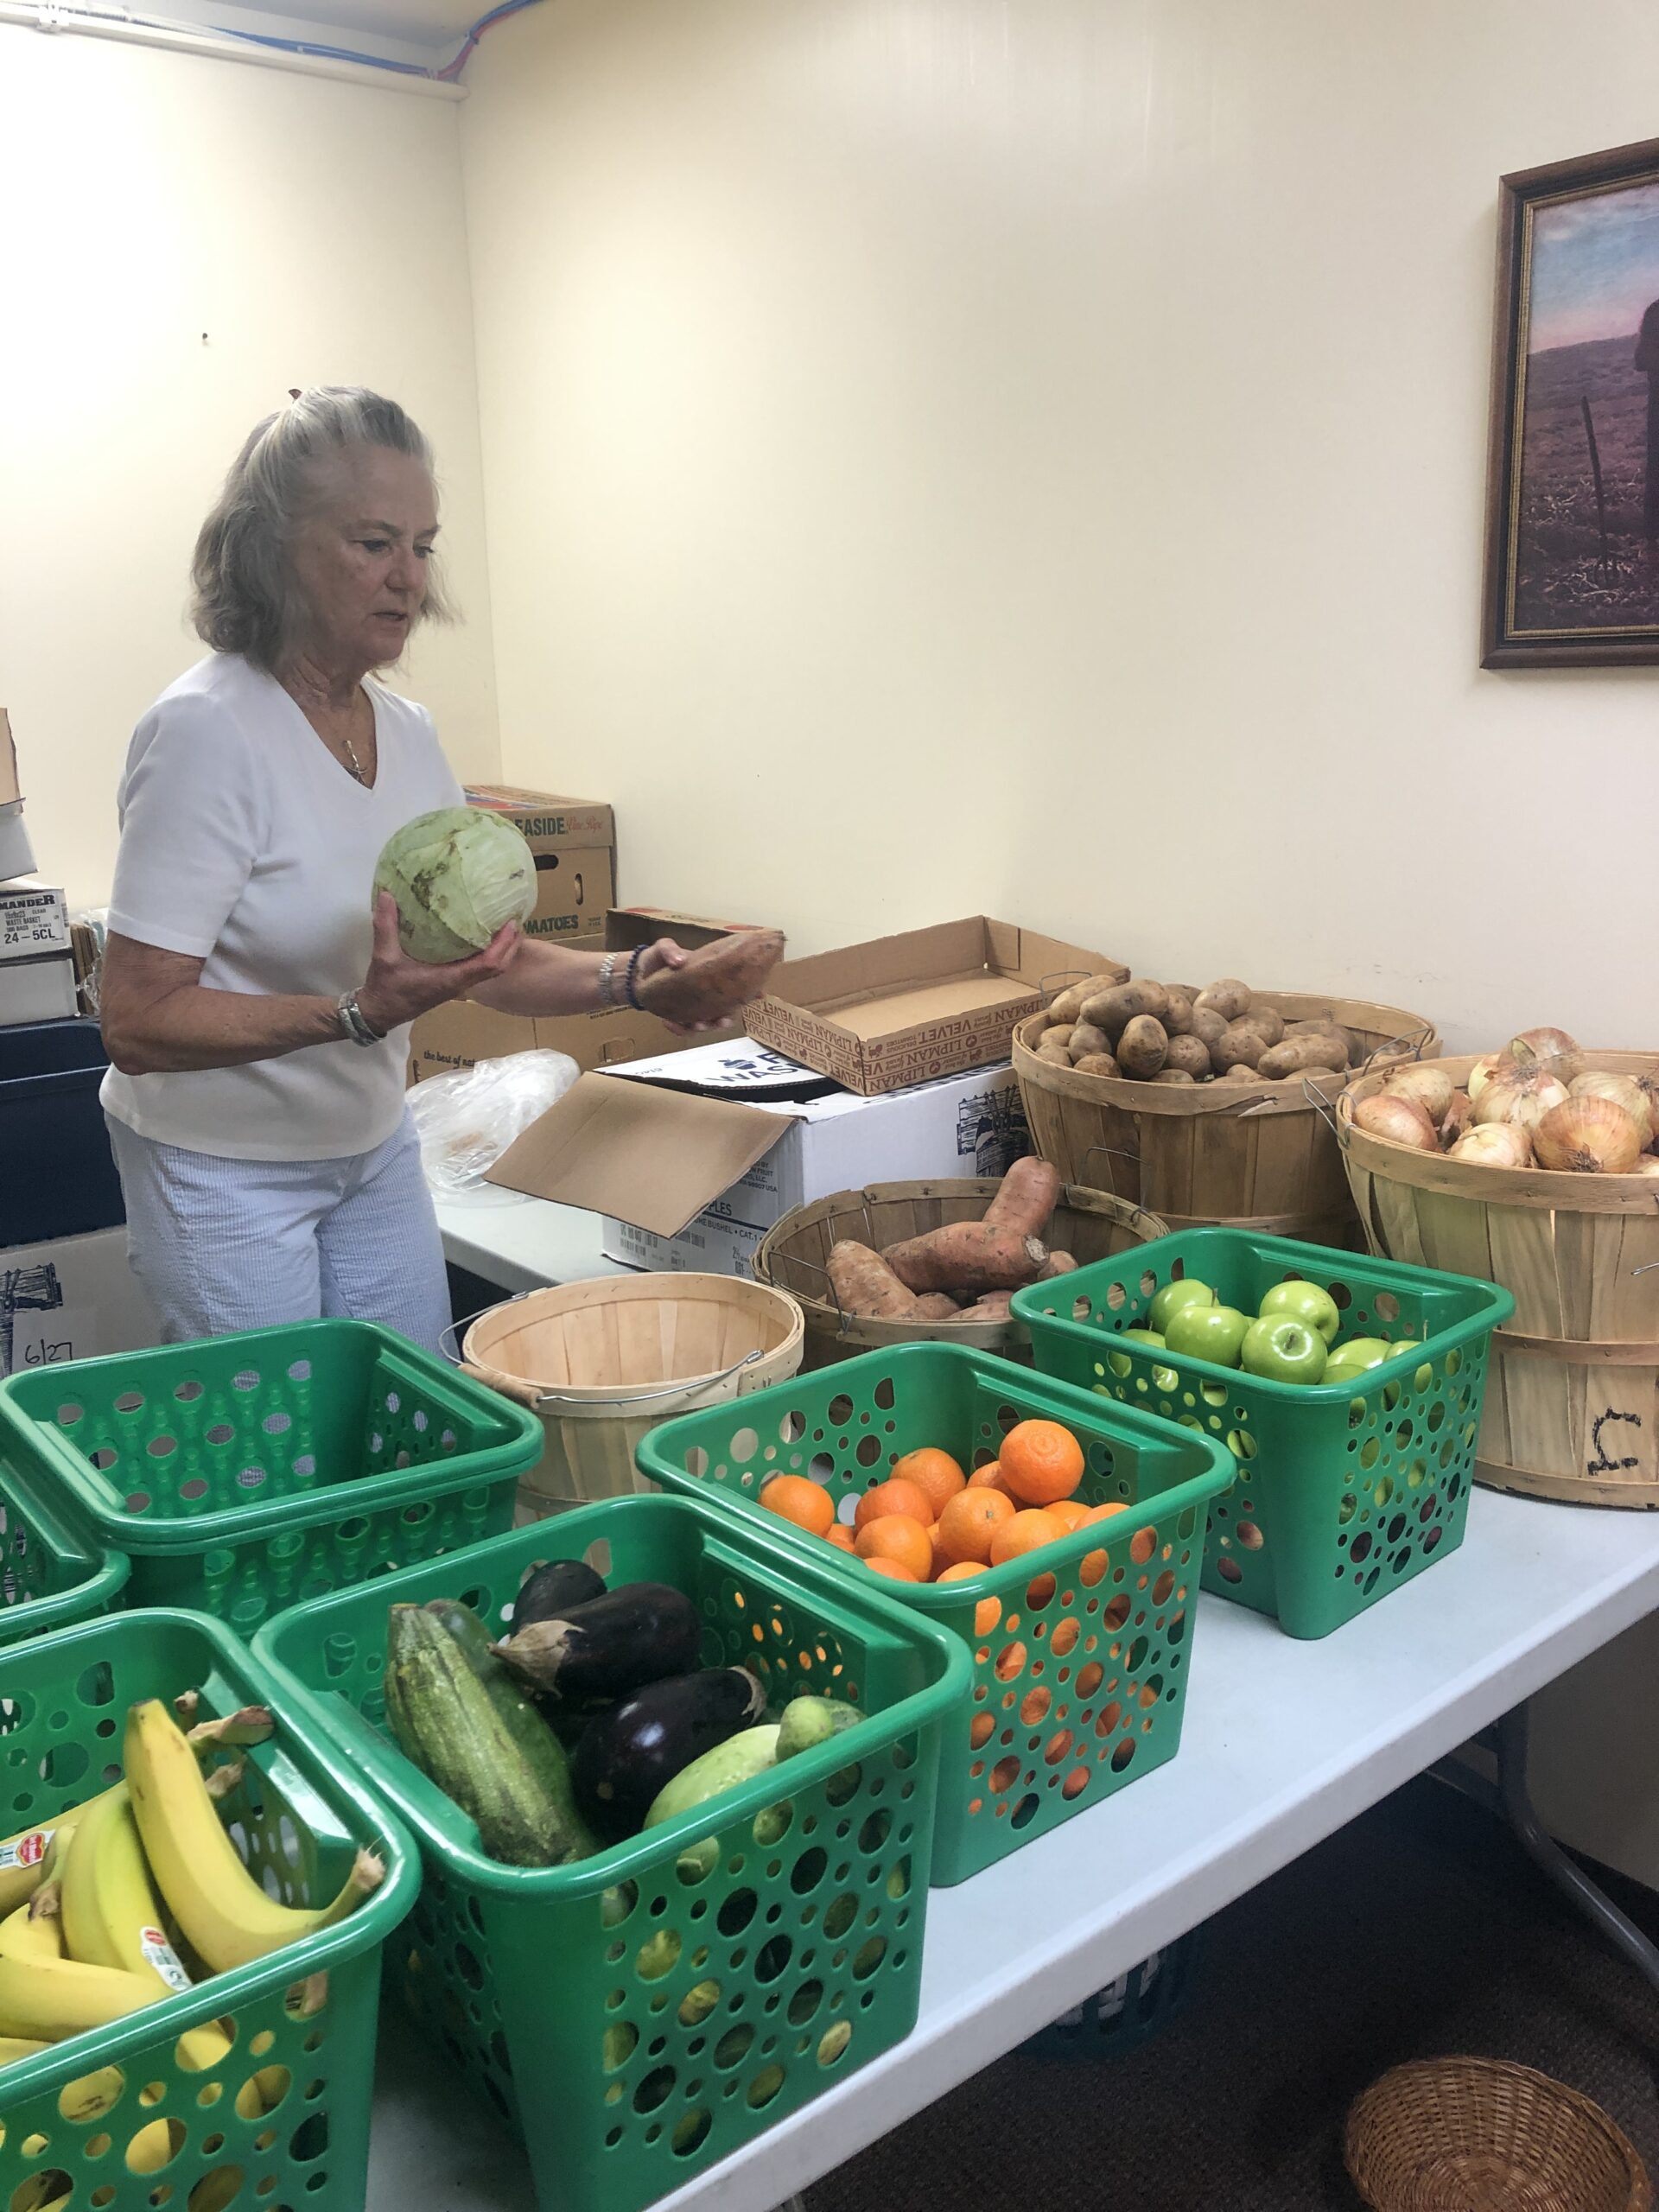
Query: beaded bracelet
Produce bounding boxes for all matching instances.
[624,946,646,1011]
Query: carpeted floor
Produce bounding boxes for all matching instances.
[809,1776,1659,2211]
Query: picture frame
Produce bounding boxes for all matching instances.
[1483,132,1659,667]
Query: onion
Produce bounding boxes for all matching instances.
[1466,1055,1503,1103]
[1568,1071,1654,1147]
[1507,1026,1583,1079]
[1382,1065,1454,1126]
[1354,1093,1439,1152]
[1634,1067,1659,1135]
[1532,1096,1643,1174]
[1630,1155,1659,1178]
[1440,1090,1473,1148]
[1448,1123,1533,1169]
[1472,1065,1570,1135]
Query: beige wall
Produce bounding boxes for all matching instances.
[0,29,499,911]
[461,0,1659,1049]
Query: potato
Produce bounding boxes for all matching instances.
[1036,1041,1073,1067]
[1046,1023,1076,1052]
[1072,1052,1121,1077]
[1162,988,1195,1036]
[1195,978,1252,1024]
[1190,1006,1229,1056]
[1117,1014,1169,1079]
[1163,1033,1214,1080]
[1048,972,1128,1026]
[1150,1068,1195,1084]
[1257,1034,1349,1079]
[1068,1020,1110,1059]
[1080,981,1169,1038]
[1214,1022,1267,1072]
[1234,1007,1285,1048]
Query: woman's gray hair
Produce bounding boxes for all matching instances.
[190,387,453,671]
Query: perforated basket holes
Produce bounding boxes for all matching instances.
[585,1731,921,2179]
[957,1510,1195,1851]
[359,1362,473,1483]
[0,1480,71,1614]
[705,1569,866,1711]
[393,1859,518,2128]
[682,1371,919,1510]
[0,1925,360,2212]
[1326,1347,1478,1605]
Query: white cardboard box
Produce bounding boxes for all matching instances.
[0,886,70,960]
[0,951,79,1027]
[0,1227,161,1378]
[487,1037,1029,1278]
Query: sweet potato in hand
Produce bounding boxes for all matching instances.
[635,931,785,1027]
[882,1223,1047,1298]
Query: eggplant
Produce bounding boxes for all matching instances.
[493,1581,701,1707]
[572,1669,766,1842]
[512,1557,607,1631]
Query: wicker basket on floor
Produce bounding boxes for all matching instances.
[1344,2057,1652,2212]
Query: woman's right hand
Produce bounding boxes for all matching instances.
[356,893,520,1035]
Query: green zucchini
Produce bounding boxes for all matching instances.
[644,1724,781,1830]
[776,1696,861,1763]
[423,1599,596,1859]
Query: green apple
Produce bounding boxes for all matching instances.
[1258,1281,1341,1345]
[1323,1336,1393,1382]
[1241,1315,1329,1387]
[1164,1302,1251,1369]
[1147,1279,1215,1335]
[1107,1326,1167,1382]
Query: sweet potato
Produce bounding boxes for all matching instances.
[1163,989,1195,1036]
[1214,1021,1267,1072]
[1117,1015,1168,1079]
[1257,1034,1348,1079]
[1072,1052,1120,1078]
[1037,1251,1078,1281]
[827,1241,918,1319]
[1080,981,1169,1038]
[982,1157,1062,1239]
[637,930,785,1025]
[912,1293,962,1320]
[1048,972,1128,1026]
[1164,1033,1214,1080]
[1068,1021,1110,1059]
[957,1292,1014,1324]
[882,1224,1047,1299]
[1195,978,1252,1024]
[1234,1007,1286,1047]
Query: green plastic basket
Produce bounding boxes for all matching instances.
[0,1432,130,1647]
[639,1343,1236,1886]
[1012,1228,1516,1641]
[0,1607,419,2212]
[0,1320,543,1633]
[252,1491,967,2212]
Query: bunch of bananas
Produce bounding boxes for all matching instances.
[0,1694,385,2071]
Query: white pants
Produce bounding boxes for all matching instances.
[106,1111,452,1355]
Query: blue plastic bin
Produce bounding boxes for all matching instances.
[0,1018,124,1246]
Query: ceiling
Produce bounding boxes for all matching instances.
[191,0,485,63]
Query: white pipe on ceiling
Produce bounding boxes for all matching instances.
[0,0,467,96]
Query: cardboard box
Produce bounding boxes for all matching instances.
[0,953,78,1027]
[407,908,771,1084]
[0,713,35,885]
[746,918,1128,1096]
[464,784,616,940]
[486,1036,1028,1278]
[1,887,70,962]
[0,1226,160,1377]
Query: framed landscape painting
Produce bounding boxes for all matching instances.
[1484,134,1659,667]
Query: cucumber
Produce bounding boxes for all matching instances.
[574,1669,766,1842]
[423,1599,597,1860]
[644,1724,782,1830]
[385,1605,591,1866]
[495,1582,702,1708]
[776,1697,861,1763]
[512,1558,607,1630]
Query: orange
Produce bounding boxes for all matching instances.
[826,1523,856,1551]
[1000,1420,1086,1507]
[934,1560,982,1586]
[891,1447,966,1518]
[853,1478,933,1531]
[967,1462,1013,1493]
[936,1558,998,1632]
[936,1487,1015,1567]
[1084,1501,1128,1525]
[760,1474,836,1538]
[1046,1500,1092,1535]
[855,1516,934,1580]
[989,1507,1065,1567]
[862,1555,919,1584]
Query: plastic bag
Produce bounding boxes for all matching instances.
[408,1049,579,1194]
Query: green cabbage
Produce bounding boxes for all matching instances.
[373,806,537,965]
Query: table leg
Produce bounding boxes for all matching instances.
[1492,1702,1659,2002]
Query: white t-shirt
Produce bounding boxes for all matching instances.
[100,652,463,1162]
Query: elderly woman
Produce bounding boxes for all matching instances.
[101,387,723,1354]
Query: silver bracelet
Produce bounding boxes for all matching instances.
[596,951,620,1008]
[337,992,383,1047]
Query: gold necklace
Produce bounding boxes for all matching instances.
[339,698,372,785]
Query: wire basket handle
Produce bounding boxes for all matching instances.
[774,1250,856,1333]
[1080,1143,1144,1203]
[1302,1077,1342,1135]
[440,1289,534,1366]
[1357,1026,1433,1077]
